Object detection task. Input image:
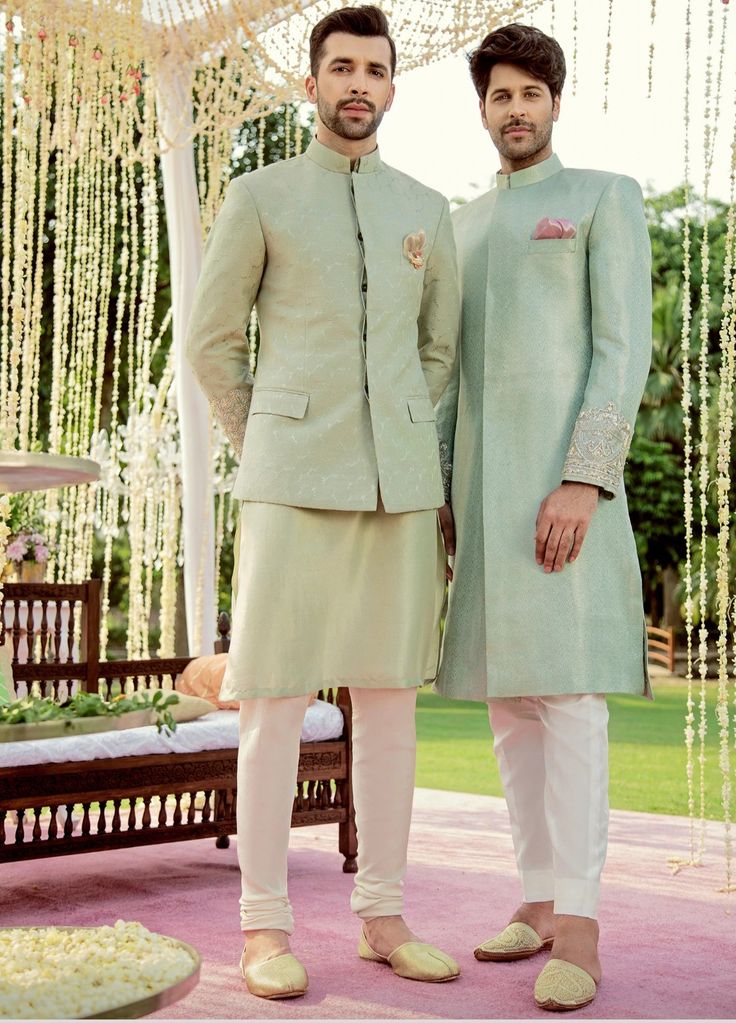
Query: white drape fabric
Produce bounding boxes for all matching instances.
[156,61,216,656]
[236,688,418,933]
[487,694,609,920]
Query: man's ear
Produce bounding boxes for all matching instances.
[552,93,561,122]
[384,81,396,113]
[305,74,317,105]
[479,96,489,130]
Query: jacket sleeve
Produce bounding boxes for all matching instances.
[561,175,652,498]
[417,198,460,406]
[185,177,266,454]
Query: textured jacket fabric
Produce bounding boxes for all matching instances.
[436,154,652,700]
[185,137,460,513]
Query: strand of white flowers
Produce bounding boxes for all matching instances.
[0,20,15,449]
[81,124,117,589]
[73,130,102,587]
[694,0,717,862]
[158,467,180,658]
[48,33,71,457]
[648,0,657,98]
[673,0,697,872]
[6,30,35,452]
[603,0,614,112]
[99,117,130,659]
[28,47,51,448]
[571,0,578,96]
[135,99,159,420]
[64,98,91,460]
[126,154,141,437]
[41,41,63,580]
[18,39,41,452]
[713,100,736,893]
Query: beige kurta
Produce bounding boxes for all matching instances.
[220,501,446,700]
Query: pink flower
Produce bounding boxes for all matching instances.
[34,544,50,563]
[6,539,26,562]
[403,230,426,270]
[532,217,577,240]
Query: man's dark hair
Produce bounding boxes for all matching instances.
[468,23,566,101]
[309,5,397,78]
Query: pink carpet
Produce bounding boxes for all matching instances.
[2,789,734,1020]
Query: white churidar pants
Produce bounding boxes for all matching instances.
[236,687,417,933]
[487,694,609,920]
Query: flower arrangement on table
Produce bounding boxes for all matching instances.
[1,493,53,583]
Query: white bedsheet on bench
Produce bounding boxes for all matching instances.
[0,700,344,769]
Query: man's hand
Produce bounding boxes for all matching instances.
[535,482,599,573]
[438,502,456,581]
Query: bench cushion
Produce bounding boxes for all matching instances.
[0,700,344,769]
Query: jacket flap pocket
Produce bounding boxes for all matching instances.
[527,237,578,254]
[251,389,309,419]
[407,396,436,423]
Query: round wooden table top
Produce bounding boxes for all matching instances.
[0,450,100,493]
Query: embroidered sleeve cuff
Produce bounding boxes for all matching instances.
[210,386,252,454]
[562,401,632,497]
[439,439,453,503]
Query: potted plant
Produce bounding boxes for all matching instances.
[2,494,52,583]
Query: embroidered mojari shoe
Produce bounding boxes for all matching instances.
[240,950,308,1000]
[534,958,597,1012]
[358,928,460,983]
[474,922,553,961]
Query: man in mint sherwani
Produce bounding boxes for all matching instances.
[436,23,652,1013]
[187,4,460,1002]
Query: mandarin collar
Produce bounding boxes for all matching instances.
[306,136,382,175]
[496,153,563,190]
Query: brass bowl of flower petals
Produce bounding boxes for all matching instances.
[0,921,201,1019]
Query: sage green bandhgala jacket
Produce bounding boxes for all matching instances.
[436,154,653,701]
[185,137,460,514]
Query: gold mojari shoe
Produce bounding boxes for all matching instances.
[534,958,597,1012]
[358,928,460,983]
[240,951,308,1000]
[474,921,553,961]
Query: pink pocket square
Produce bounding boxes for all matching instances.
[532,217,577,239]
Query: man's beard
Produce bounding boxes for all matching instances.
[317,95,384,140]
[492,118,553,164]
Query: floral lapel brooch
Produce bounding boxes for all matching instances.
[403,230,426,269]
[532,216,577,239]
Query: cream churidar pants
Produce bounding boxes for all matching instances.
[237,687,417,933]
[488,694,609,920]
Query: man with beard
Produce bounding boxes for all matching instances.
[436,23,651,1012]
[186,4,460,1001]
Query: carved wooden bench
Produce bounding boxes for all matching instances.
[0,581,357,871]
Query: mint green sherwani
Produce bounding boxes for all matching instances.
[436,155,652,701]
[185,137,459,697]
[186,138,459,514]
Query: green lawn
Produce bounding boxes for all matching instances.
[415,683,728,819]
